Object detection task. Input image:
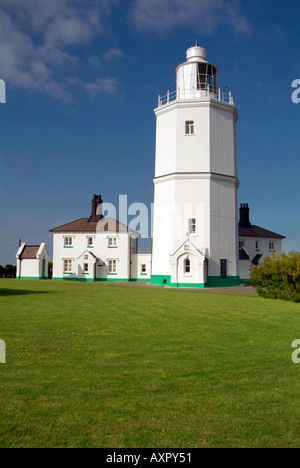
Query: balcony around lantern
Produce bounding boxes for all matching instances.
[157,86,234,108]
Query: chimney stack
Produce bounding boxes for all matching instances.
[239,203,251,228]
[89,194,103,221]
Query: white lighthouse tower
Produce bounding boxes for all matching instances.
[150,44,240,288]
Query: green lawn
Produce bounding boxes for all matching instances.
[0,279,299,448]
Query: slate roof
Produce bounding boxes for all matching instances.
[238,224,285,239]
[20,246,40,259]
[50,218,139,236]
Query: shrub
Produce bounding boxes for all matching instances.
[250,251,300,302]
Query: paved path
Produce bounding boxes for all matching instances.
[108,281,258,296]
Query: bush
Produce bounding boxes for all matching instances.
[250,251,300,302]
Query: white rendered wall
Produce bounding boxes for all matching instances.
[131,254,152,280]
[52,231,132,281]
[152,98,239,282]
[238,237,283,279]
[19,259,40,278]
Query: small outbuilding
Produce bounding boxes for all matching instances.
[16,243,49,280]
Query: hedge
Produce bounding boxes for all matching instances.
[250,251,300,303]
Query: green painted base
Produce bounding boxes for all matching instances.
[53,277,96,282]
[52,277,149,283]
[150,275,171,286]
[206,276,241,287]
[150,275,241,288]
[171,283,205,288]
[18,277,47,280]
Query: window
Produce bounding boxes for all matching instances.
[108,259,117,274]
[83,263,89,273]
[239,241,244,249]
[87,237,93,247]
[184,258,191,274]
[255,241,260,250]
[64,237,73,247]
[141,264,147,274]
[185,121,194,135]
[64,259,72,273]
[108,237,117,247]
[269,242,274,251]
[188,218,197,235]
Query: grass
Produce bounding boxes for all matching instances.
[0,279,299,448]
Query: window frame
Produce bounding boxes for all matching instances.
[185,120,195,136]
[108,237,117,248]
[188,218,197,235]
[64,237,73,248]
[108,259,117,274]
[64,259,72,273]
[184,257,191,275]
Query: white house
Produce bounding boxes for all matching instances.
[50,194,151,282]
[238,203,285,280]
[16,243,49,280]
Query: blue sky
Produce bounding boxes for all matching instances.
[0,0,299,265]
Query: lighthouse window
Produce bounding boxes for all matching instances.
[188,218,197,235]
[185,121,194,135]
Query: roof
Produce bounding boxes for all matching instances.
[50,217,139,236]
[20,246,40,259]
[238,224,285,239]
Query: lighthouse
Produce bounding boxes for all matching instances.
[150,44,240,288]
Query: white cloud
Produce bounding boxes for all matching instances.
[68,76,118,96]
[0,0,120,101]
[130,0,251,35]
[103,48,125,61]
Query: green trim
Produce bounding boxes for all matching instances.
[63,272,73,275]
[107,273,118,276]
[206,276,241,287]
[87,246,94,249]
[108,246,118,249]
[52,277,95,282]
[64,246,73,249]
[18,277,45,280]
[150,275,171,286]
[171,283,205,289]
[140,273,148,276]
[95,278,130,283]
[82,273,89,275]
